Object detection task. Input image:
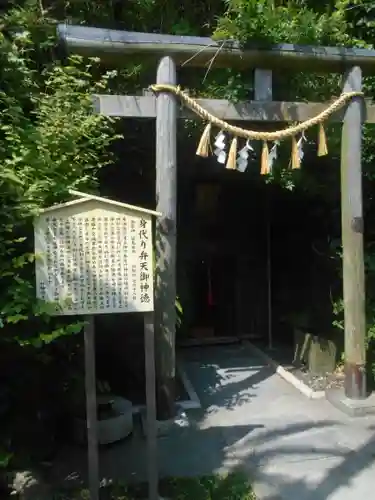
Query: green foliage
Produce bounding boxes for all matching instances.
[0,5,119,346]
[0,450,12,469]
[214,0,350,46]
[57,473,255,499]
[213,1,367,105]
[209,2,351,190]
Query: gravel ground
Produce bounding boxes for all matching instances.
[257,343,344,393]
[288,365,345,392]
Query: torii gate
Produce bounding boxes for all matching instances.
[58,24,375,413]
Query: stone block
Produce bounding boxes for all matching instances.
[73,395,133,445]
[293,329,337,375]
[308,336,336,375]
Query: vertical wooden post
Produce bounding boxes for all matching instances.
[155,56,177,419]
[254,69,273,350]
[254,69,272,102]
[84,315,99,500]
[341,66,367,399]
[144,312,158,500]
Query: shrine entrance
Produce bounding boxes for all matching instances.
[58,24,374,413]
[178,174,269,344]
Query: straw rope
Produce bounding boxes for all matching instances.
[149,83,364,141]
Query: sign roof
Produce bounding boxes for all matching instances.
[39,190,162,217]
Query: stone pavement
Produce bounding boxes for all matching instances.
[51,343,375,499]
[181,344,375,500]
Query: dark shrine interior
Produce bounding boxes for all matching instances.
[93,117,338,405]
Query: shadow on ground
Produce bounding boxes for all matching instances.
[44,344,375,500]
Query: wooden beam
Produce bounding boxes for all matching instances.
[58,24,375,74]
[254,69,272,102]
[144,312,158,500]
[154,57,177,419]
[92,94,375,123]
[341,67,367,400]
[254,69,273,351]
[84,316,99,500]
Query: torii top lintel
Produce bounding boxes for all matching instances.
[57,24,375,74]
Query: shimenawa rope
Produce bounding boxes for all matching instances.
[149,83,363,141]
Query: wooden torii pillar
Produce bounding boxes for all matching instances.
[340,66,367,400]
[154,56,178,418]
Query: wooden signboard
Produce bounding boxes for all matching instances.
[33,190,160,500]
[34,191,155,316]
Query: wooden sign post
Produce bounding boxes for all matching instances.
[34,190,161,500]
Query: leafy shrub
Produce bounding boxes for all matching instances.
[0,5,119,347]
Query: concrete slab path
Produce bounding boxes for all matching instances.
[52,343,375,499]
[181,344,375,500]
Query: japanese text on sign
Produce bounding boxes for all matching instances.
[34,206,154,316]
